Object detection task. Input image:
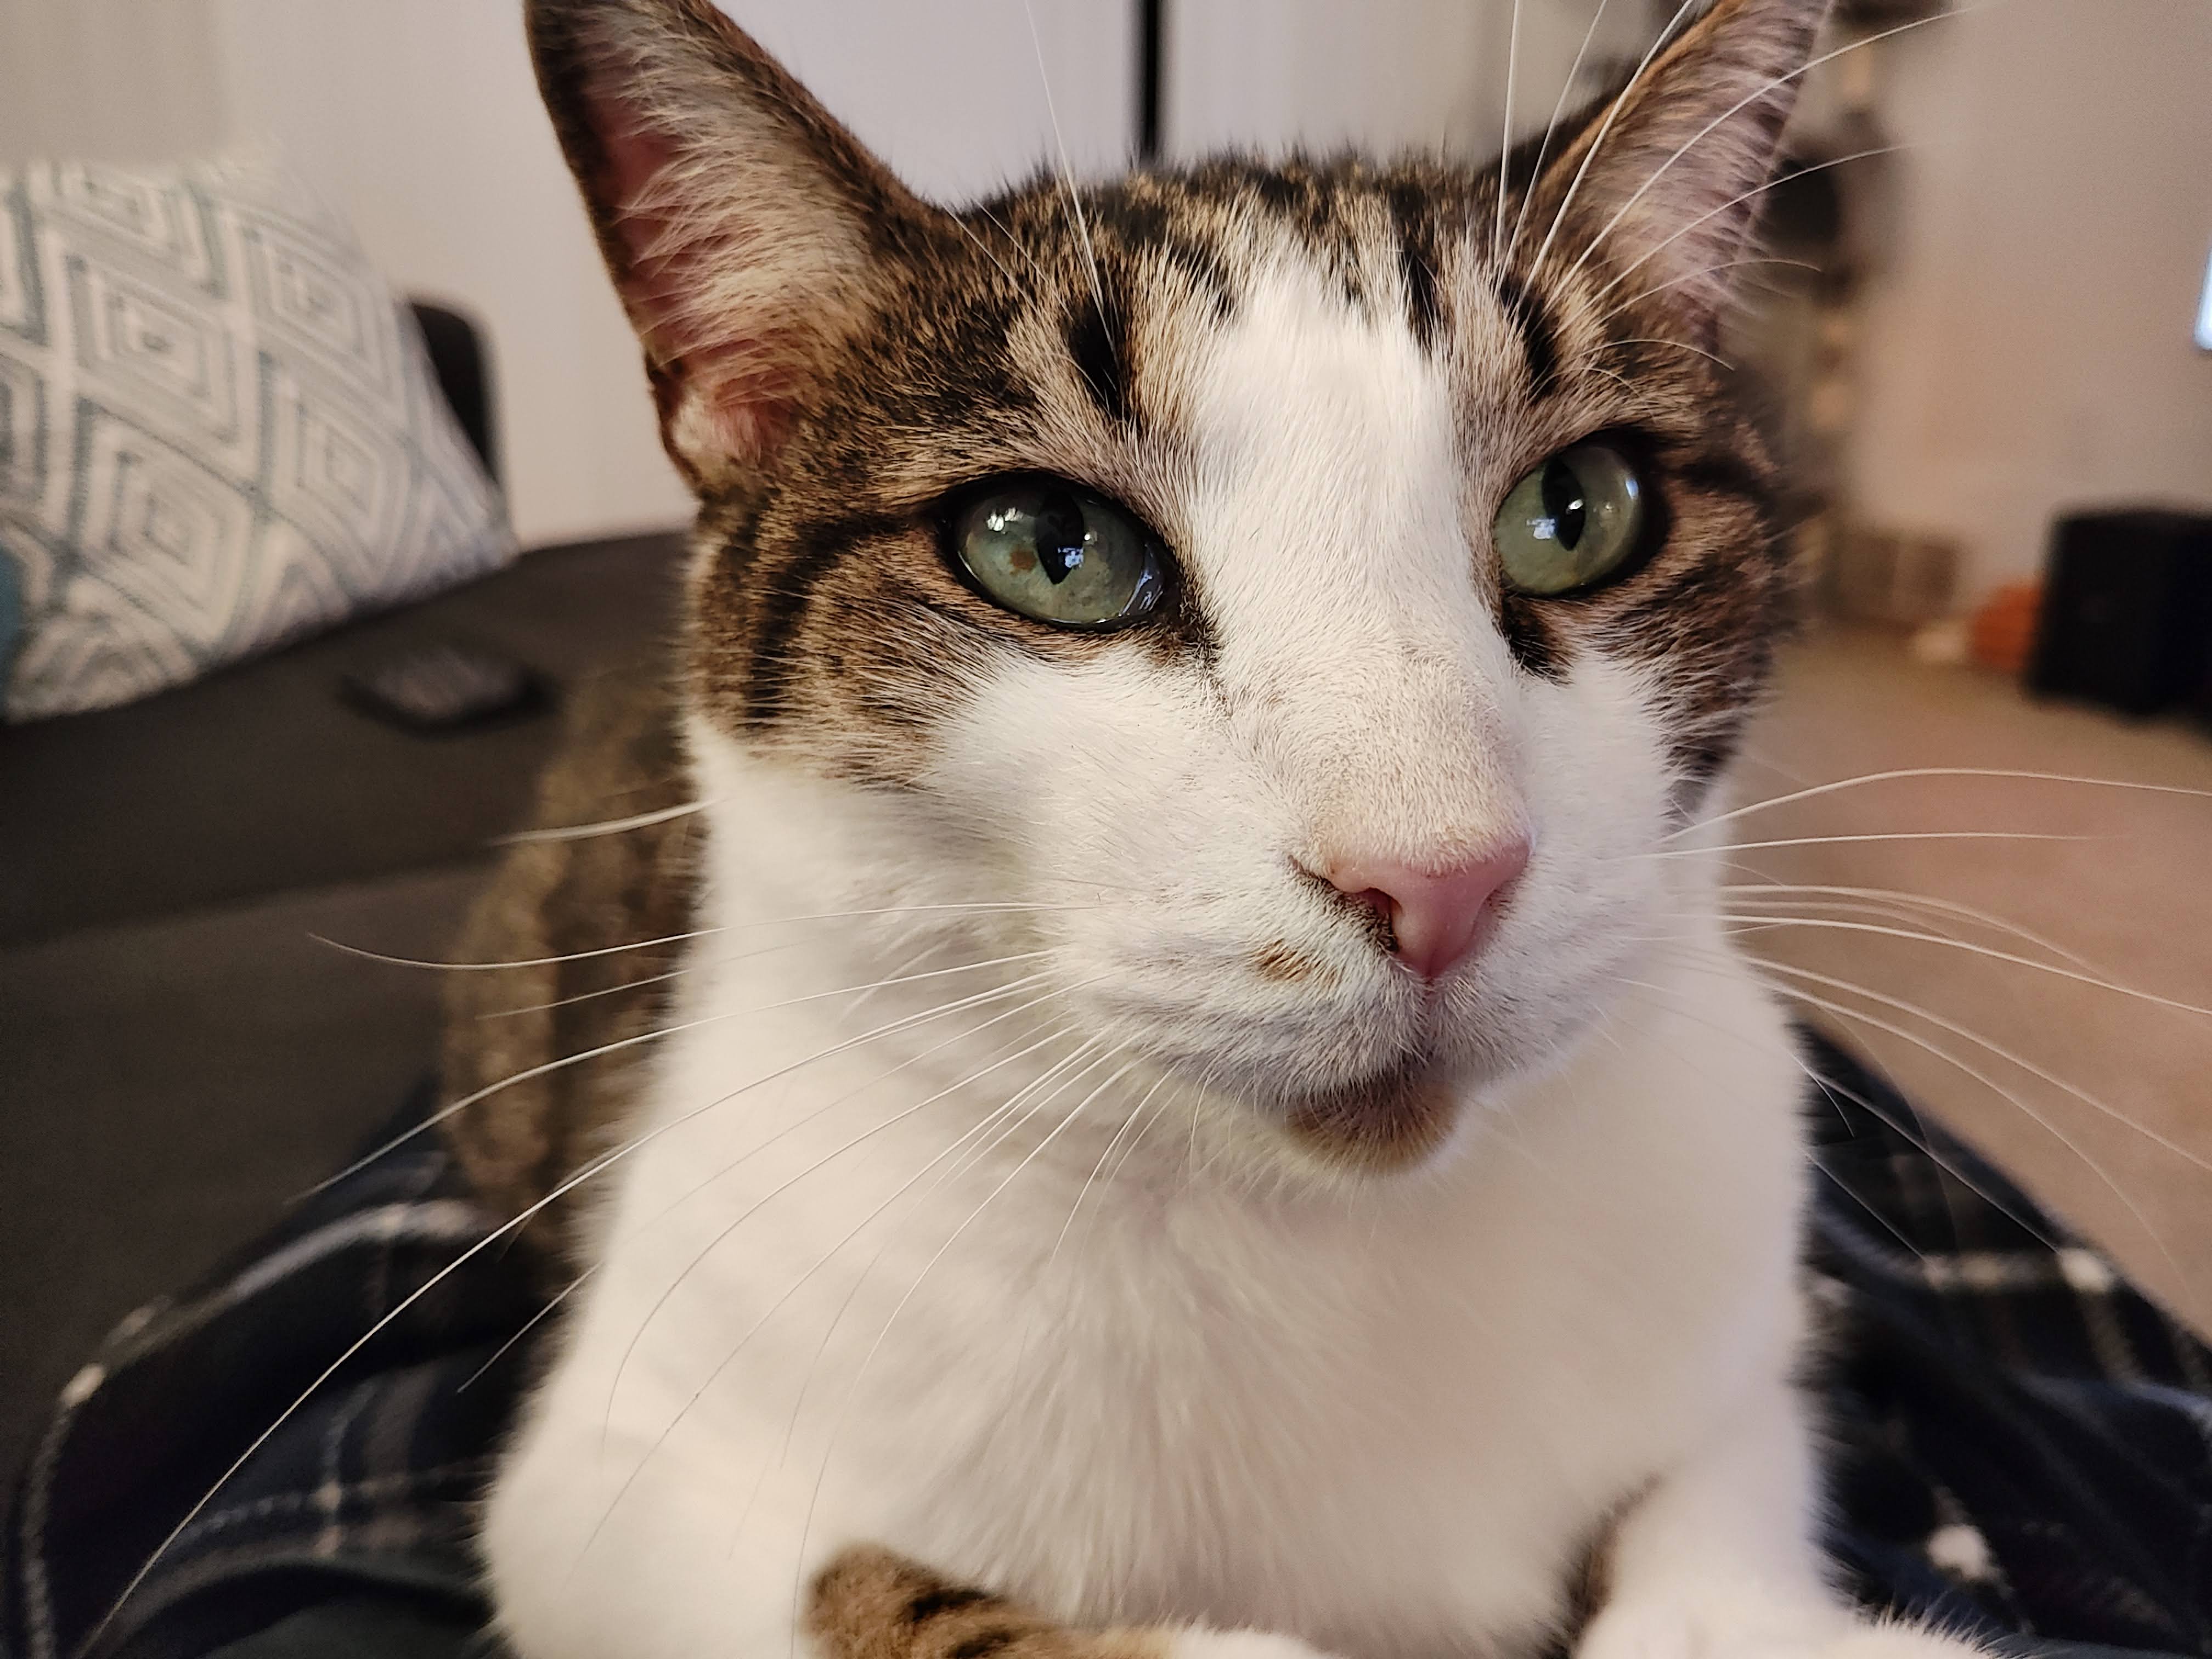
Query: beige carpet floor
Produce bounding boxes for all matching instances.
[1731,627,2212,1334]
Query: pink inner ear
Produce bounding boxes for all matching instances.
[590,105,796,467]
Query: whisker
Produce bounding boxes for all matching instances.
[768,1041,1134,1476]
[972,201,1049,281]
[581,974,1078,1466]
[498,799,714,845]
[459,1267,595,1392]
[786,1042,1141,1637]
[1688,895,2019,959]
[1594,334,1734,372]
[314,926,721,973]
[1525,0,1706,281]
[313,901,1097,974]
[1726,953,2207,1315]
[1629,830,2095,860]
[1559,5,1971,287]
[1739,953,2212,1182]
[1492,0,1523,267]
[1706,912,2212,1020]
[87,998,900,1650]
[626,977,1089,1255]
[1716,881,2109,975]
[733,1036,1101,1563]
[476,928,847,1022]
[1798,1090,1966,1263]
[1593,256,1821,325]
[1573,144,1906,305]
[1102,1067,1183,1189]
[839,932,966,1022]
[1607,972,1954,1258]
[1632,951,2068,1256]
[600,988,1087,1406]
[1578,362,1647,402]
[477,964,689,1020]
[587,1020,1103,1549]
[1019,0,1110,334]
[1504,0,1612,260]
[1673,766,2212,844]
[949,210,1024,287]
[1048,1068,1172,1268]
[312,952,1061,1194]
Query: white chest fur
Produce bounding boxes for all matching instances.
[479,877,1807,1659]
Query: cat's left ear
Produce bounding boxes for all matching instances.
[1527,0,1829,340]
[527,0,944,489]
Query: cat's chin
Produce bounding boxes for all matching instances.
[1272,1058,1468,1175]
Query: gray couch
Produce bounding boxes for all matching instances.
[0,308,686,1474]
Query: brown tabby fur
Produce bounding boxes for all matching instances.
[807,1545,1173,1659]
[440,665,695,1260]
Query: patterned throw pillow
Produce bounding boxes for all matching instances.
[0,156,515,721]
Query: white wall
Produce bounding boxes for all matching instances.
[1167,0,1651,165]
[210,0,1137,548]
[2,0,1134,549]
[1845,0,2212,597]
[0,0,225,163]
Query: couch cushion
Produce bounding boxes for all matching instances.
[0,529,685,946]
[0,156,515,720]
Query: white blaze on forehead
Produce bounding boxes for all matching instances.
[1169,257,1529,867]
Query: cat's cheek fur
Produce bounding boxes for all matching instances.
[921,641,1691,1147]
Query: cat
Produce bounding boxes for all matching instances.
[442,3,1983,1658]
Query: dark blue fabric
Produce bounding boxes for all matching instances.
[4,1086,534,1659]
[1802,1030,2212,1654]
[8,1035,2210,1659]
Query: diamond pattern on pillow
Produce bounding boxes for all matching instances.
[0,155,514,721]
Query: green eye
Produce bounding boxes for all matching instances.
[1494,441,1647,596]
[953,482,1164,630]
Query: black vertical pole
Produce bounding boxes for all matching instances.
[1138,0,1164,162]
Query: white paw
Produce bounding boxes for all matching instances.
[1167,1630,1346,1659]
[1820,1625,1987,1659]
[1579,1601,1980,1659]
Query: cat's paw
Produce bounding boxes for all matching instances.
[1165,1632,1346,1659]
[1578,1601,1980,1659]
[805,1547,1345,1659]
[1816,1626,1987,1659]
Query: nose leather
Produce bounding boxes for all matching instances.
[1323,840,1531,980]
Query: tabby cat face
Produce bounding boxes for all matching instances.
[529,0,1819,1172]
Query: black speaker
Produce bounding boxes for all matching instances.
[2029,509,2212,716]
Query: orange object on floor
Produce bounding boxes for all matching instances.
[1970,582,2042,675]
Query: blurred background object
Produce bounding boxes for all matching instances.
[1966,582,2041,678]
[2,0,2209,1471]
[2029,511,2212,718]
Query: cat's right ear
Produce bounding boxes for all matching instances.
[527,0,937,489]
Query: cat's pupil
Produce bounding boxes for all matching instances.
[1034,492,1087,585]
[1540,458,1587,550]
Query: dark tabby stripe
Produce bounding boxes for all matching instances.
[1385,178,1444,351]
[1499,589,1570,680]
[1067,274,1138,433]
[744,510,912,727]
[1665,450,1774,507]
[1085,184,1238,320]
[1492,271,1561,401]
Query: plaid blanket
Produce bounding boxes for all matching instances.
[8,1031,2211,1659]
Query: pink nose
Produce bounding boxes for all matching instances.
[1321,840,1531,980]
